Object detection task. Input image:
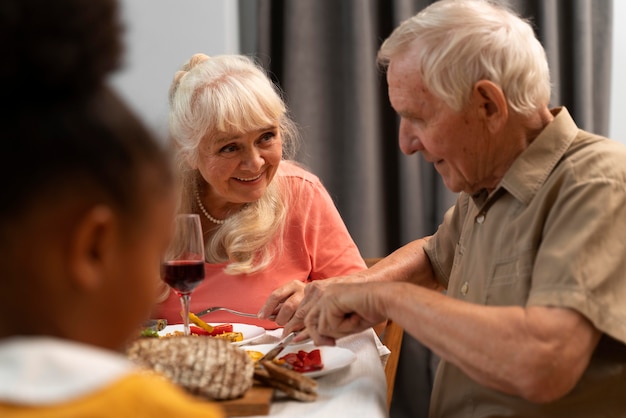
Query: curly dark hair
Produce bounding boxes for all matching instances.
[0,0,171,238]
[0,0,123,105]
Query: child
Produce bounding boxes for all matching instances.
[0,0,223,416]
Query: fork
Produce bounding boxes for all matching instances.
[194,306,276,320]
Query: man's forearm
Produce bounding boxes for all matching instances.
[362,236,443,291]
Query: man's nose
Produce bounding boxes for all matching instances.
[398,121,423,155]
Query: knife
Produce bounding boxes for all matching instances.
[258,331,298,362]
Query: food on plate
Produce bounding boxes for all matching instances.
[206,323,233,335]
[278,349,323,373]
[165,326,243,342]
[246,350,264,362]
[127,335,254,400]
[212,331,244,342]
[245,347,320,401]
[139,328,159,338]
[254,360,318,402]
[189,323,233,336]
[183,313,244,342]
[189,312,214,333]
[144,318,169,331]
[161,322,244,342]
[244,347,323,372]
[138,319,168,338]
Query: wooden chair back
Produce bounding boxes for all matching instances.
[364,257,404,410]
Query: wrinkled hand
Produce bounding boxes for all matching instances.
[302,281,387,346]
[280,277,347,337]
[261,274,369,339]
[257,280,306,327]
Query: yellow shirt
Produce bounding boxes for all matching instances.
[425,107,626,417]
[0,337,223,418]
[0,373,223,418]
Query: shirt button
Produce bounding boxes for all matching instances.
[461,281,469,295]
[476,214,485,224]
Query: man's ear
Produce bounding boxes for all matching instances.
[472,79,508,132]
[68,205,117,291]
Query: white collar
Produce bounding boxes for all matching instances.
[0,336,134,405]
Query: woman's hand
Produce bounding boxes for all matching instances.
[257,280,306,326]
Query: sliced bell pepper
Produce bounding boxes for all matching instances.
[279,349,323,373]
[189,323,234,337]
[188,312,214,333]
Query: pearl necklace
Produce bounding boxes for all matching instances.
[194,186,225,225]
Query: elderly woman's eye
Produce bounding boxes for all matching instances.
[219,144,238,153]
[259,132,276,143]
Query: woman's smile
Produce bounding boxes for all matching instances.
[234,173,263,183]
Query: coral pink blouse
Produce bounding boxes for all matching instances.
[153,162,366,329]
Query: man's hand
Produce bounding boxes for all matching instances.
[280,276,361,338]
[303,281,389,345]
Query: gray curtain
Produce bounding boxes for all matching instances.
[241,1,612,417]
[242,0,454,261]
[508,0,613,136]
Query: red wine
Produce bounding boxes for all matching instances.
[162,260,205,294]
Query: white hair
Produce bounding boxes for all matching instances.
[378,0,551,115]
[168,54,299,274]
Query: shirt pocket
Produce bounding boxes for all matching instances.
[486,249,535,306]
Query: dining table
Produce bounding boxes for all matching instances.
[230,327,389,418]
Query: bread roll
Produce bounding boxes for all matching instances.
[127,335,254,400]
[255,361,318,402]
[261,360,318,394]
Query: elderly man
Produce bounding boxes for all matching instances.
[285,0,626,416]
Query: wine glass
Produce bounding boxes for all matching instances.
[161,213,206,335]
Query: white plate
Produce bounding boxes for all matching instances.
[158,323,265,346]
[244,342,356,378]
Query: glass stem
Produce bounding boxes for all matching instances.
[180,293,191,336]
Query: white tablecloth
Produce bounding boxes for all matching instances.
[234,328,389,418]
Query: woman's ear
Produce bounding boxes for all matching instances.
[472,79,508,132]
[67,205,117,291]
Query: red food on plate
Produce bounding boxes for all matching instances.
[190,324,233,336]
[279,349,323,373]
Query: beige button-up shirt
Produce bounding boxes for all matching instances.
[424,107,626,417]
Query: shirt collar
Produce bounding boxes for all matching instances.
[0,336,133,405]
[472,107,579,208]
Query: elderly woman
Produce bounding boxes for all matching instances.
[153,53,365,329]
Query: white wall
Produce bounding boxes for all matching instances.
[109,0,239,138]
[610,0,626,144]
